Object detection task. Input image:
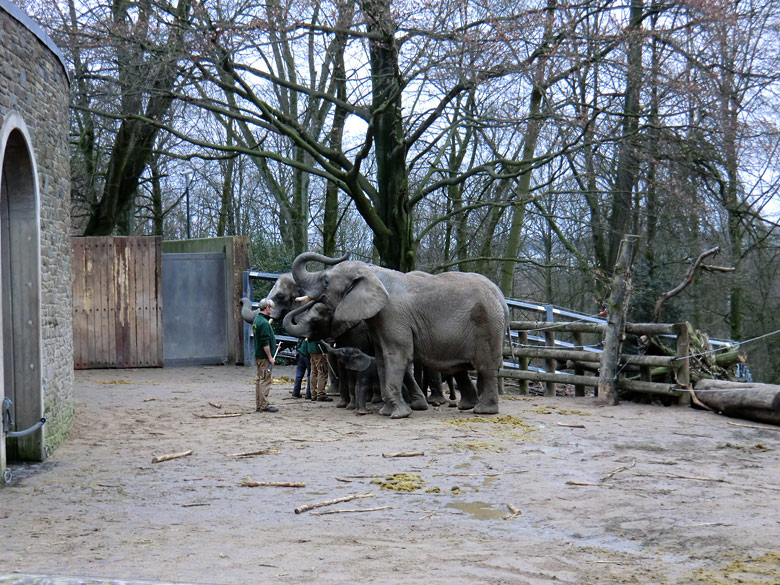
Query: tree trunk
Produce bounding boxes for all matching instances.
[694,379,780,426]
[361,0,414,271]
[606,0,643,268]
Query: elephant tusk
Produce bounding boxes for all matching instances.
[295,295,311,302]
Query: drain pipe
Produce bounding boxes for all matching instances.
[6,417,47,438]
[3,397,46,437]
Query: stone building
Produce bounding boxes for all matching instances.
[1,0,72,484]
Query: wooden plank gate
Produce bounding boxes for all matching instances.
[71,236,163,369]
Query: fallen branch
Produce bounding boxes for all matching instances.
[653,246,723,321]
[151,450,193,464]
[566,480,614,487]
[311,506,393,516]
[688,389,713,411]
[193,412,242,419]
[294,493,374,514]
[601,459,636,482]
[289,437,339,443]
[227,448,281,458]
[637,472,725,483]
[555,422,585,429]
[240,480,305,488]
[382,451,425,458]
[727,420,780,432]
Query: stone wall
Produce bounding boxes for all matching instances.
[0,0,73,469]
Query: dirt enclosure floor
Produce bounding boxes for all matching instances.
[2,365,780,585]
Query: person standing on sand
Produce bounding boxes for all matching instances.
[307,339,331,402]
[253,298,279,413]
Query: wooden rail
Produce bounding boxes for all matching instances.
[500,320,690,402]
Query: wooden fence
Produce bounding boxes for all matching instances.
[72,236,163,369]
[499,319,692,403]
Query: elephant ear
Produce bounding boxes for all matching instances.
[334,270,388,323]
[342,351,373,372]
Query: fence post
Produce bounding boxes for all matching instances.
[242,270,254,366]
[519,331,529,395]
[573,331,586,397]
[674,322,691,405]
[598,236,637,405]
[544,305,557,397]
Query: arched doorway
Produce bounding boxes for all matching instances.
[1,121,44,465]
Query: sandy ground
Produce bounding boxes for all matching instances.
[1,365,779,585]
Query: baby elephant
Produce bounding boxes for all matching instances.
[323,344,378,415]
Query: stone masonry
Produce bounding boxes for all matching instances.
[0,0,73,476]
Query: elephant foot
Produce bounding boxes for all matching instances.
[458,398,477,411]
[346,401,356,410]
[356,408,370,415]
[379,403,393,416]
[473,401,499,415]
[410,397,429,411]
[426,392,448,407]
[448,400,458,408]
[390,403,413,419]
[336,400,349,409]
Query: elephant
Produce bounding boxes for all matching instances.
[284,300,429,412]
[268,268,363,408]
[290,252,508,418]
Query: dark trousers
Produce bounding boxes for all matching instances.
[293,353,311,396]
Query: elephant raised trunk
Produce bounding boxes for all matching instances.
[291,252,351,300]
[282,299,319,337]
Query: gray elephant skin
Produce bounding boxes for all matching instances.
[289,252,508,418]
[269,271,371,409]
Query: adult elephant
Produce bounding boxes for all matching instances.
[267,265,366,409]
[291,252,508,418]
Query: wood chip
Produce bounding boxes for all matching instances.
[382,451,425,458]
[227,449,281,458]
[566,480,614,487]
[601,459,636,482]
[151,450,193,464]
[727,421,780,432]
[239,480,305,488]
[556,422,586,429]
[503,504,522,519]
[208,402,223,409]
[311,506,393,516]
[193,412,242,419]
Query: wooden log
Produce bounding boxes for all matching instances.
[693,379,780,426]
[240,480,305,488]
[598,237,636,405]
[294,493,374,514]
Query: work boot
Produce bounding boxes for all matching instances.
[317,396,333,402]
[291,392,301,398]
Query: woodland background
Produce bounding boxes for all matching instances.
[19,0,780,381]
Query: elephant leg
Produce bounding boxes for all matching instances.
[404,365,429,411]
[424,368,448,406]
[333,358,350,408]
[444,374,457,401]
[355,372,371,415]
[473,368,500,414]
[455,371,478,411]
[346,369,357,410]
[377,355,412,419]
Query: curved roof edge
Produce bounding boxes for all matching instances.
[1,0,69,82]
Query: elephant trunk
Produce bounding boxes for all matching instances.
[282,299,317,337]
[291,252,350,300]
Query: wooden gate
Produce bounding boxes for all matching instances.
[71,236,163,369]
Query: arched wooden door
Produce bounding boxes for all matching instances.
[1,118,44,471]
